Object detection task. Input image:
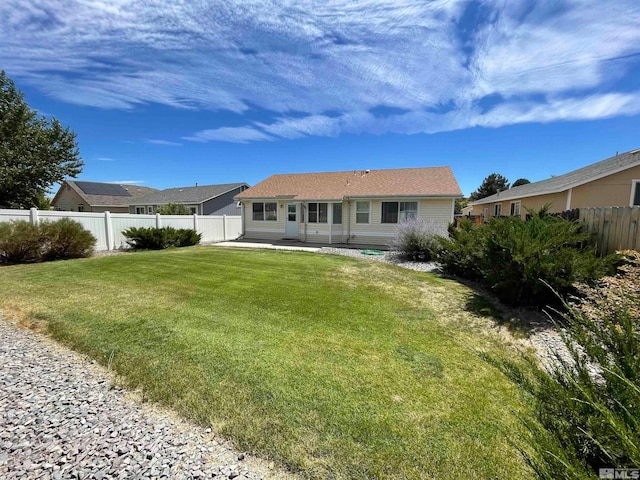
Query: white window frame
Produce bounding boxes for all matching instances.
[494,204,502,217]
[332,203,342,225]
[147,206,154,214]
[135,206,145,214]
[630,179,640,206]
[77,204,85,212]
[355,201,370,224]
[252,202,277,222]
[380,201,419,224]
[510,201,521,217]
[307,202,328,224]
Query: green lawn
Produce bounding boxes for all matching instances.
[0,247,530,479]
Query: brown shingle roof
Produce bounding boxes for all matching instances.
[236,167,461,201]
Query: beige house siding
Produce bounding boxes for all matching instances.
[52,185,129,213]
[242,200,286,241]
[52,185,86,211]
[471,192,567,219]
[241,198,454,245]
[470,164,640,218]
[570,165,640,208]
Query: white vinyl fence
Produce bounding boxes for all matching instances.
[0,209,242,251]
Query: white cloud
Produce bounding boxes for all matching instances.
[96,157,115,161]
[144,139,182,146]
[1,0,639,141]
[182,126,275,144]
[106,180,146,185]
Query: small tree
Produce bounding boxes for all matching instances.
[156,203,192,215]
[0,71,83,209]
[454,197,468,215]
[469,173,510,201]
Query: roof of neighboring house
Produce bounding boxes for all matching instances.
[53,180,158,207]
[132,183,248,205]
[235,167,462,201]
[471,148,640,206]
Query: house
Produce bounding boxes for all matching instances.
[469,148,640,219]
[51,180,158,213]
[129,183,249,215]
[234,167,462,245]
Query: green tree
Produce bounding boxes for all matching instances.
[469,173,510,201]
[512,178,531,188]
[156,203,193,215]
[454,197,468,215]
[0,71,82,209]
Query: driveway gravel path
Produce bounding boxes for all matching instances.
[0,318,296,480]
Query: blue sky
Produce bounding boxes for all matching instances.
[2,0,640,196]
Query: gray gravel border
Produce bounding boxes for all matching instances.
[0,317,297,480]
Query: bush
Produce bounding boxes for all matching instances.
[40,218,97,260]
[0,221,42,264]
[437,210,616,307]
[123,227,201,250]
[486,258,640,479]
[0,219,96,264]
[390,218,441,261]
[156,203,193,215]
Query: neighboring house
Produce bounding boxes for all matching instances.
[469,148,640,219]
[51,181,158,213]
[130,183,249,215]
[234,167,462,245]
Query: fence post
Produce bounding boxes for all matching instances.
[104,211,113,251]
[223,214,227,240]
[193,213,199,232]
[156,213,162,228]
[29,208,39,225]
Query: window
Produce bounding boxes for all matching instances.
[189,207,197,214]
[510,201,521,216]
[494,204,502,216]
[356,201,370,224]
[381,201,418,223]
[135,206,145,214]
[252,202,277,221]
[147,206,154,214]
[632,180,640,206]
[77,204,85,212]
[332,203,342,224]
[308,202,328,223]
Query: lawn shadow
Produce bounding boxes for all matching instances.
[440,274,558,338]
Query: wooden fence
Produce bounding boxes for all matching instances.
[579,206,640,255]
[0,209,242,251]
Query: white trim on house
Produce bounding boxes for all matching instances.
[566,188,573,210]
[630,179,640,207]
[379,200,419,224]
[472,157,640,206]
[348,231,397,237]
[510,200,521,216]
[355,200,371,225]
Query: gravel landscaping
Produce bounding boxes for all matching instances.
[320,247,440,273]
[0,317,296,480]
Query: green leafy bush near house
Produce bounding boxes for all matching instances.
[437,210,616,307]
[0,219,96,264]
[485,253,640,479]
[123,226,201,250]
[390,218,441,261]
